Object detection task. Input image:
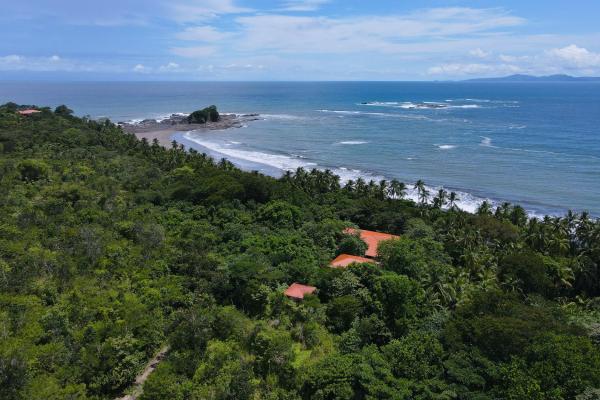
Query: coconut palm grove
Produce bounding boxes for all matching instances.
[1,102,600,399]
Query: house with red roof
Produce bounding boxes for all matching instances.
[330,253,375,268]
[18,109,41,115]
[284,283,316,300]
[344,227,399,258]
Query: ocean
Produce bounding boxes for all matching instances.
[1,81,599,217]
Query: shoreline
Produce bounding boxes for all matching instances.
[120,112,569,219]
[177,131,567,219]
[132,128,179,147]
[121,113,260,147]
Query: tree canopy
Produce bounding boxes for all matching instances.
[1,102,599,399]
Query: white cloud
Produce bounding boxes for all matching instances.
[233,8,525,55]
[169,0,252,22]
[133,64,149,73]
[547,44,600,68]
[280,0,330,12]
[0,54,117,72]
[499,54,517,62]
[428,63,522,76]
[176,26,232,41]
[171,46,217,58]
[223,63,264,70]
[428,44,600,77]
[0,55,23,64]
[197,64,215,73]
[469,48,490,58]
[158,62,180,72]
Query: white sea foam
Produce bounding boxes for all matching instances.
[155,112,187,122]
[318,109,361,114]
[317,109,432,121]
[492,145,600,161]
[183,133,315,171]
[463,98,491,102]
[182,133,384,184]
[480,137,493,147]
[261,114,304,120]
[183,133,550,218]
[360,101,400,106]
[398,102,418,109]
[126,112,188,124]
[399,184,548,218]
[451,98,519,104]
[337,141,369,145]
[360,101,481,110]
[438,144,457,150]
[394,184,477,214]
[448,104,480,109]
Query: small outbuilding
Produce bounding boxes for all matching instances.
[344,228,399,258]
[284,283,317,300]
[330,253,375,268]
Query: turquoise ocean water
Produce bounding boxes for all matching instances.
[1,81,599,217]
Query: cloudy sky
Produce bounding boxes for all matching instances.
[2,0,600,80]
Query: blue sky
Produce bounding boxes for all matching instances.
[2,0,600,80]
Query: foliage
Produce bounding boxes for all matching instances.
[186,105,220,124]
[1,102,599,399]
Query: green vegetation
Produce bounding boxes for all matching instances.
[1,103,600,399]
[186,105,220,124]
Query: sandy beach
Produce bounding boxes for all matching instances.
[121,113,261,148]
[131,128,180,147]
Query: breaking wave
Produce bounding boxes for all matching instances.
[180,132,550,218]
[337,141,369,145]
[480,137,493,147]
[317,109,432,120]
[437,144,457,150]
[361,101,481,110]
[260,114,304,120]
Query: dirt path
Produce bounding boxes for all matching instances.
[116,345,170,400]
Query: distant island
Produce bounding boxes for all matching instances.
[462,74,600,82]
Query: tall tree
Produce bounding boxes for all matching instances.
[414,179,429,206]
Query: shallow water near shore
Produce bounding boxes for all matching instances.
[2,81,599,217]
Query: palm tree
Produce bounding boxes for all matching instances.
[344,179,355,192]
[367,180,377,194]
[448,191,459,210]
[378,179,388,199]
[355,177,367,195]
[388,179,407,199]
[477,200,493,216]
[495,202,512,219]
[414,179,429,205]
[433,188,448,209]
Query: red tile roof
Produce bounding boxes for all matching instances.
[18,109,41,115]
[284,283,317,300]
[344,228,399,258]
[330,253,375,268]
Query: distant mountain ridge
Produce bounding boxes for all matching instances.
[463,74,600,82]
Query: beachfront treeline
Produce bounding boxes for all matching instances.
[1,103,600,400]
